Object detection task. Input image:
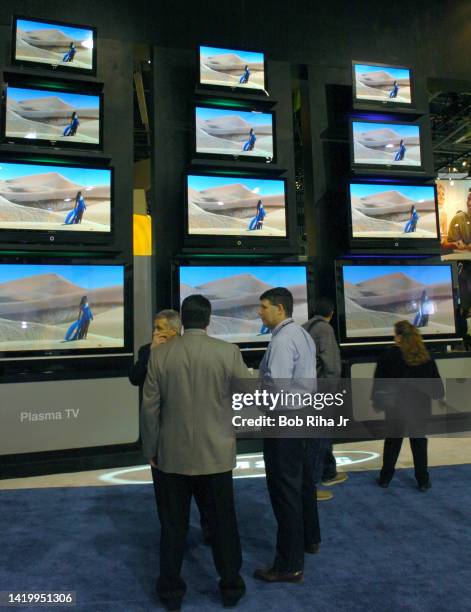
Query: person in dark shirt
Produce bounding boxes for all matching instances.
[372,320,444,491]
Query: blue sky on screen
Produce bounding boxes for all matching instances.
[0,162,109,186]
[17,19,93,42]
[353,121,420,138]
[354,64,410,80]
[0,265,123,289]
[349,183,434,202]
[188,174,284,197]
[196,106,272,127]
[8,87,99,110]
[180,266,307,289]
[343,265,452,287]
[200,45,264,64]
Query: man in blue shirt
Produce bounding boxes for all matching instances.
[254,287,321,584]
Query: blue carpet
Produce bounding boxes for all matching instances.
[1,465,471,611]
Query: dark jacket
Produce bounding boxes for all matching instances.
[302,316,341,378]
[129,342,151,388]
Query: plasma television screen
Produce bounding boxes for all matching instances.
[349,182,438,240]
[199,45,266,92]
[13,16,96,73]
[353,62,412,105]
[351,120,421,168]
[187,174,286,237]
[0,160,111,234]
[341,264,455,341]
[5,85,102,148]
[179,265,308,343]
[195,105,274,161]
[0,263,124,356]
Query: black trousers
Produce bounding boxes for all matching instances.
[154,469,245,608]
[263,438,321,573]
[381,437,429,485]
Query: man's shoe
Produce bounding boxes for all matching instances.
[377,478,390,488]
[304,543,320,554]
[253,567,304,583]
[321,472,348,486]
[417,481,431,492]
[317,489,333,501]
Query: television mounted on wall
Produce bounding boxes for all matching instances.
[352,60,413,109]
[198,45,267,94]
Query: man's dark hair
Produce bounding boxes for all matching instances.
[313,298,335,318]
[259,287,293,317]
[181,294,211,329]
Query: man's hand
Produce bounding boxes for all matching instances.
[151,332,170,348]
[149,457,158,468]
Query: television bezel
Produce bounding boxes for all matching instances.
[0,156,114,246]
[11,15,97,76]
[349,117,425,174]
[335,258,459,347]
[197,43,268,95]
[183,170,290,249]
[172,259,311,349]
[351,59,414,110]
[193,102,277,164]
[0,257,132,361]
[2,80,104,151]
[347,179,440,250]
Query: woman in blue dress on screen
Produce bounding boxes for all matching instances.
[389,80,399,98]
[394,139,406,161]
[413,290,433,328]
[64,295,94,341]
[63,111,80,137]
[239,65,251,84]
[248,200,266,230]
[243,128,256,151]
[63,42,76,63]
[65,191,87,225]
[404,205,419,233]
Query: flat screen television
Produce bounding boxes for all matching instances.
[198,45,267,93]
[352,61,412,108]
[3,83,103,150]
[186,172,287,241]
[336,260,457,346]
[194,104,275,162]
[349,180,439,246]
[176,263,309,346]
[0,159,112,244]
[12,16,97,75]
[350,119,423,171]
[0,262,130,359]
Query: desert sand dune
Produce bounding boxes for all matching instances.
[16,28,92,68]
[356,82,411,103]
[357,71,410,87]
[196,273,272,299]
[201,67,264,88]
[6,110,99,144]
[351,207,437,237]
[0,195,64,224]
[201,54,264,88]
[356,128,419,149]
[352,192,435,217]
[354,141,421,165]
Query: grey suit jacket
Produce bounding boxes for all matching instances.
[140,329,251,475]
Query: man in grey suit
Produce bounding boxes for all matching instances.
[141,294,250,610]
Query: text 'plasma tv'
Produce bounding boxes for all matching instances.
[0,262,128,360]
[176,263,309,346]
[12,16,97,75]
[352,61,412,108]
[199,45,267,93]
[336,260,457,346]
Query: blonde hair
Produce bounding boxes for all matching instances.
[394,320,430,366]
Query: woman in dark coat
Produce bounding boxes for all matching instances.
[372,320,444,491]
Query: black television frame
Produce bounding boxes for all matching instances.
[335,257,459,347]
[351,59,414,111]
[171,258,311,349]
[0,156,114,246]
[193,101,277,164]
[0,256,132,361]
[347,178,440,251]
[197,43,268,96]
[349,117,426,175]
[2,79,104,151]
[183,170,291,250]
[11,15,97,77]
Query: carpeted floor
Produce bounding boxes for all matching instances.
[1,465,471,611]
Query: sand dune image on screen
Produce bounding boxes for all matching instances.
[200,46,265,90]
[196,107,273,158]
[180,267,308,342]
[0,164,110,232]
[187,175,286,236]
[350,184,437,238]
[354,65,411,103]
[6,87,100,145]
[0,266,124,352]
[353,122,421,167]
[343,266,455,338]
